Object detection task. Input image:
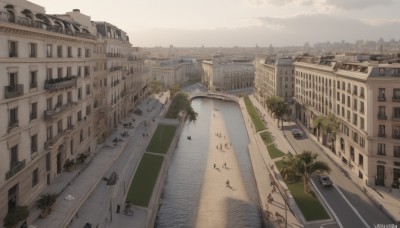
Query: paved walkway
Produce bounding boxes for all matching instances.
[32,92,171,228]
[194,104,253,227]
[238,97,303,228]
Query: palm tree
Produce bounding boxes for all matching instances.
[313,114,341,146]
[266,96,289,128]
[281,151,331,193]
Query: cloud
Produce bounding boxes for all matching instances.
[325,0,395,10]
[245,0,395,10]
[131,14,400,47]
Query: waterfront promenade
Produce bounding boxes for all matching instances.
[194,103,253,227]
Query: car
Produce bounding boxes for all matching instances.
[291,128,301,137]
[319,175,333,187]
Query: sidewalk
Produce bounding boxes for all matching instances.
[295,118,400,224]
[32,92,170,228]
[238,98,303,228]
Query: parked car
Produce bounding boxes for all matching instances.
[319,175,333,187]
[291,128,301,137]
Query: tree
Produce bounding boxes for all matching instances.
[281,151,330,193]
[266,96,289,128]
[149,80,163,94]
[313,114,341,146]
[4,206,29,228]
[165,92,197,122]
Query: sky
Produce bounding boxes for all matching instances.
[31,0,400,47]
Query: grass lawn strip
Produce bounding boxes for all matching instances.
[126,153,164,207]
[146,124,177,154]
[267,144,286,159]
[274,158,329,221]
[244,97,265,131]
[260,131,273,145]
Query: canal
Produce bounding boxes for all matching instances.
[155,98,262,227]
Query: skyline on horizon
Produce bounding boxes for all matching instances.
[29,0,400,47]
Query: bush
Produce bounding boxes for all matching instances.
[4,206,29,228]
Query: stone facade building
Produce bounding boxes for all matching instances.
[254,57,295,104]
[202,55,254,92]
[0,0,148,223]
[294,55,400,188]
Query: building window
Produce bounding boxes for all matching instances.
[9,72,18,89]
[394,146,400,157]
[31,134,38,154]
[394,107,400,119]
[393,88,400,101]
[47,126,52,140]
[84,66,90,77]
[77,66,81,77]
[67,67,72,77]
[77,111,82,121]
[378,143,386,155]
[57,45,63,58]
[78,48,81,57]
[85,48,91,57]
[46,98,52,111]
[67,91,72,103]
[359,137,365,148]
[10,145,18,168]
[67,46,72,58]
[30,102,37,121]
[360,87,365,98]
[47,44,52,57]
[56,95,62,107]
[46,68,53,80]
[29,43,37,57]
[360,101,364,113]
[360,117,364,130]
[78,88,82,100]
[32,168,38,187]
[378,88,386,101]
[353,113,358,126]
[378,106,386,119]
[9,107,18,128]
[393,126,400,139]
[86,85,90,95]
[9,41,18,57]
[30,71,37,88]
[57,67,63,78]
[378,125,385,137]
[46,153,50,172]
[57,120,63,134]
[80,129,83,143]
[67,116,72,129]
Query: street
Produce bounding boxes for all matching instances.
[284,124,394,227]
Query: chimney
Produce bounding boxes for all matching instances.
[73,9,80,12]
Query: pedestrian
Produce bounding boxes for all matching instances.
[272,185,276,193]
[224,162,226,168]
[214,164,216,169]
[226,179,230,187]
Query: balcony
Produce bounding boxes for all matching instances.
[44,101,77,120]
[392,116,400,122]
[378,96,386,102]
[378,114,387,120]
[377,151,386,156]
[5,84,23,99]
[378,132,386,137]
[44,132,64,149]
[44,77,77,91]
[392,96,400,102]
[113,80,120,87]
[5,160,26,180]
[8,121,19,132]
[109,66,123,72]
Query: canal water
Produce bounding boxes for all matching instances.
[155,98,262,227]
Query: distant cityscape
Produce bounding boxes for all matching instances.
[1,0,400,227]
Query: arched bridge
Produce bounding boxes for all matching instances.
[188,92,239,102]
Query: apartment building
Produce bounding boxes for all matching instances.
[0,0,148,223]
[149,58,197,88]
[294,55,400,188]
[254,57,295,104]
[202,55,254,92]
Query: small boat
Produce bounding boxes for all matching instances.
[187,136,192,140]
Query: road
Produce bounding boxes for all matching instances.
[284,125,394,227]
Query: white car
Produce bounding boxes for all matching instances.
[291,128,302,137]
[319,175,333,187]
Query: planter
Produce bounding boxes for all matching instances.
[36,193,56,218]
